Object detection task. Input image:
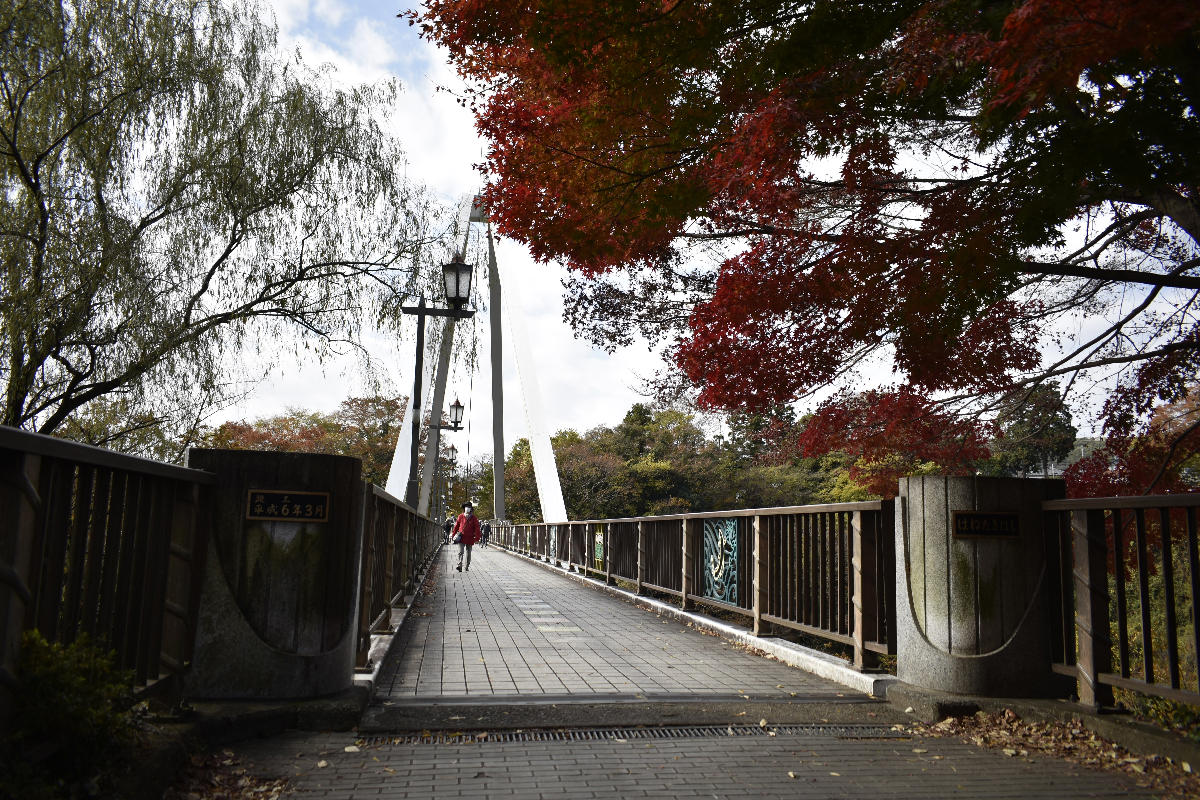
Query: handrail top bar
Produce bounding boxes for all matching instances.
[1043,494,1200,511]
[368,482,432,521]
[0,424,216,484]
[503,499,892,527]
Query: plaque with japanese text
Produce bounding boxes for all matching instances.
[246,490,330,523]
[952,510,1019,539]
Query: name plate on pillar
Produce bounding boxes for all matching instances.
[952,511,1019,539]
[246,490,331,522]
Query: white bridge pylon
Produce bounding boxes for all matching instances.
[384,197,568,525]
[475,195,567,524]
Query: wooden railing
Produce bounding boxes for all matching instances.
[494,501,896,670]
[1045,494,1200,709]
[0,427,214,723]
[354,484,441,668]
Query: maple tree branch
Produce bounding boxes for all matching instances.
[1018,258,1200,290]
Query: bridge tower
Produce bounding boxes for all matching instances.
[384,197,567,525]
[471,196,567,524]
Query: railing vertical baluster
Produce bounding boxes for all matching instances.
[605,523,613,586]
[1189,507,1200,693]
[1160,508,1179,689]
[125,478,158,680]
[137,479,172,685]
[681,518,693,611]
[111,474,146,671]
[95,471,129,645]
[752,514,765,636]
[62,465,95,641]
[853,509,878,670]
[806,513,816,623]
[1113,508,1130,678]
[80,469,114,638]
[636,521,645,595]
[32,460,74,640]
[355,484,375,668]
[1073,508,1113,709]
[1135,508,1154,684]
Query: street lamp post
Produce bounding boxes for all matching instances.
[402,259,475,507]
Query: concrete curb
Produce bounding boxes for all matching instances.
[494,546,898,699]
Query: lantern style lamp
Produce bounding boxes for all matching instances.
[442,258,473,310]
[448,398,464,429]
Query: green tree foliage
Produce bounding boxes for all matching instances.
[500,403,859,522]
[1,0,448,446]
[984,382,1078,477]
[201,394,405,485]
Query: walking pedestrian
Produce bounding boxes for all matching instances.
[442,515,453,544]
[452,502,482,571]
[481,520,491,548]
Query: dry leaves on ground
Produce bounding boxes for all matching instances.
[906,709,1200,800]
[163,750,288,800]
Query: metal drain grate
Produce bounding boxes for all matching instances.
[362,724,905,746]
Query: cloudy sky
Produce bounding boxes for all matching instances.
[226,1,668,465]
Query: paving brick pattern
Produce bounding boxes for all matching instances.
[234,729,1152,799]
[224,545,1151,798]
[378,547,848,701]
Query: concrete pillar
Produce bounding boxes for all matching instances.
[184,449,364,699]
[895,475,1064,697]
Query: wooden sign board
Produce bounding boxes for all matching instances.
[246,490,331,523]
[951,510,1019,539]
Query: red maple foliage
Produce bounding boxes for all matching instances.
[414,1,1200,491]
[794,387,993,497]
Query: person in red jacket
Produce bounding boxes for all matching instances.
[452,502,482,572]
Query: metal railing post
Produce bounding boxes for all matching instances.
[605,523,613,586]
[636,521,645,595]
[1073,508,1114,709]
[851,509,880,670]
[681,518,694,611]
[753,514,766,636]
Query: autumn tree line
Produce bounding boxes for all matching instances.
[201,384,1199,524]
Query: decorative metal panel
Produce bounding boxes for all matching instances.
[594,526,605,570]
[549,525,558,561]
[702,518,738,604]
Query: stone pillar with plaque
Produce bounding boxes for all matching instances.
[183,449,364,699]
[895,475,1065,697]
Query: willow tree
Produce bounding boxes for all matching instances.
[1,0,445,448]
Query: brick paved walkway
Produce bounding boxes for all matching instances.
[375,546,852,702]
[234,727,1152,799]
[225,545,1152,799]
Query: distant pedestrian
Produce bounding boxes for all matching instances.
[442,516,453,544]
[481,520,491,548]
[452,502,482,571]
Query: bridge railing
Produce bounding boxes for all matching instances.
[1044,494,1200,709]
[494,500,896,670]
[355,485,441,667]
[0,427,213,721]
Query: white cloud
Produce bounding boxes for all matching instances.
[222,0,664,462]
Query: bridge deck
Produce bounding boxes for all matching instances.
[379,546,853,701]
[226,545,1155,799]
